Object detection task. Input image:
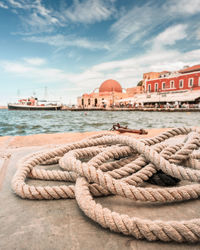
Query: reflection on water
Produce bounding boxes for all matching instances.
[0,109,198,136]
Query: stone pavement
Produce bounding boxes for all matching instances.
[0,131,200,250]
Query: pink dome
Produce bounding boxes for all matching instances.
[99,79,122,93]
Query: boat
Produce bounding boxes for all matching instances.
[8,97,62,110]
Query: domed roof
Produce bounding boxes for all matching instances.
[99,79,122,93]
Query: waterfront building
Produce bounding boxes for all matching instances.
[77,79,142,108]
[144,64,200,93]
[77,64,200,109]
[118,64,200,108]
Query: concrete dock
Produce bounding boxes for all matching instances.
[0,129,200,250]
[64,107,200,112]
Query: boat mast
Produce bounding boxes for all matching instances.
[17,89,20,98]
[44,86,48,100]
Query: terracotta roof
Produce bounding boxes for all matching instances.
[99,79,122,93]
[160,71,170,74]
[179,64,200,73]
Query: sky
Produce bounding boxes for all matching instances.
[0,0,200,105]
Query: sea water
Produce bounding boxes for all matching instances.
[0,109,198,136]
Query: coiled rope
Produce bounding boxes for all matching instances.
[12,127,200,242]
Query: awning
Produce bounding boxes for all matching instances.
[141,91,200,103]
[116,90,200,103]
[101,99,108,103]
[115,98,135,103]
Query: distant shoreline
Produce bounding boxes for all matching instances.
[1,106,200,111]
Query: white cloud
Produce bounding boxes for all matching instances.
[62,0,116,24]
[181,49,200,62]
[166,0,200,15]
[110,2,174,46]
[5,0,200,50]
[0,1,8,8]
[1,46,200,103]
[110,0,199,49]
[8,0,23,8]
[23,12,58,33]
[1,61,68,83]
[110,3,154,43]
[6,0,59,33]
[69,47,200,89]
[2,48,199,87]
[23,57,46,66]
[24,34,110,51]
[2,61,31,74]
[153,24,188,47]
[6,0,115,34]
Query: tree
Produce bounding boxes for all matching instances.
[137,80,143,86]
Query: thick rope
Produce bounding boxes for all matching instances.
[11,127,200,242]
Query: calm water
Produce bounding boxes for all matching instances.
[0,109,198,136]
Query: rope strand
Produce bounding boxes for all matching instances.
[11,127,200,242]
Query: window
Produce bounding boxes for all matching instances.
[188,78,193,87]
[154,83,158,92]
[148,84,151,92]
[88,99,90,105]
[162,82,165,89]
[170,80,174,88]
[198,77,200,86]
[179,79,184,88]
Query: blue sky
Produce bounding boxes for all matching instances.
[0,0,200,105]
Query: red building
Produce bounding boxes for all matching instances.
[145,65,200,93]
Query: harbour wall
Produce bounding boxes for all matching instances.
[65,107,200,112]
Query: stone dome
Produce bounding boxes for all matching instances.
[99,79,122,93]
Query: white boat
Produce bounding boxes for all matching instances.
[8,97,62,110]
